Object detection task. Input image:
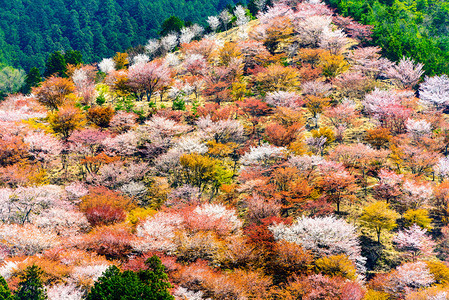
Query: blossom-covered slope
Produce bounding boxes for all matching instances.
[1,0,449,299]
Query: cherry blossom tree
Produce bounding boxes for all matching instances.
[385,57,424,89]
[406,118,432,139]
[319,26,349,55]
[219,9,232,31]
[98,58,116,73]
[363,88,412,133]
[207,16,220,32]
[374,169,404,203]
[109,111,138,133]
[160,33,178,53]
[0,185,64,224]
[386,262,435,297]
[270,215,365,271]
[347,46,392,77]
[400,180,433,210]
[197,116,244,144]
[0,223,59,255]
[134,212,185,253]
[46,283,84,300]
[419,74,449,110]
[394,224,436,262]
[240,143,286,166]
[72,66,97,105]
[434,157,449,181]
[234,5,250,27]
[68,128,110,156]
[102,131,139,156]
[24,132,63,164]
[127,61,172,102]
[317,161,358,212]
[265,91,302,109]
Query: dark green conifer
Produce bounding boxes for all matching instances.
[14,265,47,300]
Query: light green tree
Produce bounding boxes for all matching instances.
[0,66,25,98]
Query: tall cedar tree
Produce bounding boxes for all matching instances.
[14,265,47,300]
[86,255,174,300]
[0,276,12,300]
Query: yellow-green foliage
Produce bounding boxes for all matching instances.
[314,254,357,280]
[360,201,399,243]
[311,126,335,146]
[403,209,433,230]
[318,52,350,78]
[363,290,390,300]
[426,261,449,285]
[126,207,157,228]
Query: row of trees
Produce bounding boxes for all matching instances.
[0,256,172,300]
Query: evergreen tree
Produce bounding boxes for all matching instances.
[14,265,47,300]
[22,67,42,94]
[64,50,83,66]
[0,276,12,300]
[43,51,66,78]
[86,255,173,300]
[159,16,184,36]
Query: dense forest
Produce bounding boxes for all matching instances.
[325,0,449,75]
[0,0,239,72]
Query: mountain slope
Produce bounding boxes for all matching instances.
[0,0,238,72]
[325,0,449,75]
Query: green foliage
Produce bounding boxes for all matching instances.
[64,50,83,66]
[172,96,186,111]
[96,94,106,106]
[86,256,174,300]
[0,276,12,300]
[23,67,42,94]
[0,66,25,99]
[115,97,135,112]
[0,0,239,72]
[160,16,185,36]
[43,51,66,78]
[14,265,47,300]
[325,0,449,75]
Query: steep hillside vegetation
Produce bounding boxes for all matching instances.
[0,0,238,71]
[326,0,449,75]
[2,0,449,299]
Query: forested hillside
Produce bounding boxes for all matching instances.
[326,0,449,75]
[0,0,239,71]
[3,0,449,299]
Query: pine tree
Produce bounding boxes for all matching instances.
[43,51,66,78]
[159,16,184,36]
[86,255,174,300]
[0,276,12,300]
[22,67,42,94]
[64,50,83,66]
[14,265,47,300]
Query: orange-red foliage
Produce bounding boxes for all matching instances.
[80,224,134,259]
[87,106,115,128]
[79,186,135,226]
[0,135,28,167]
